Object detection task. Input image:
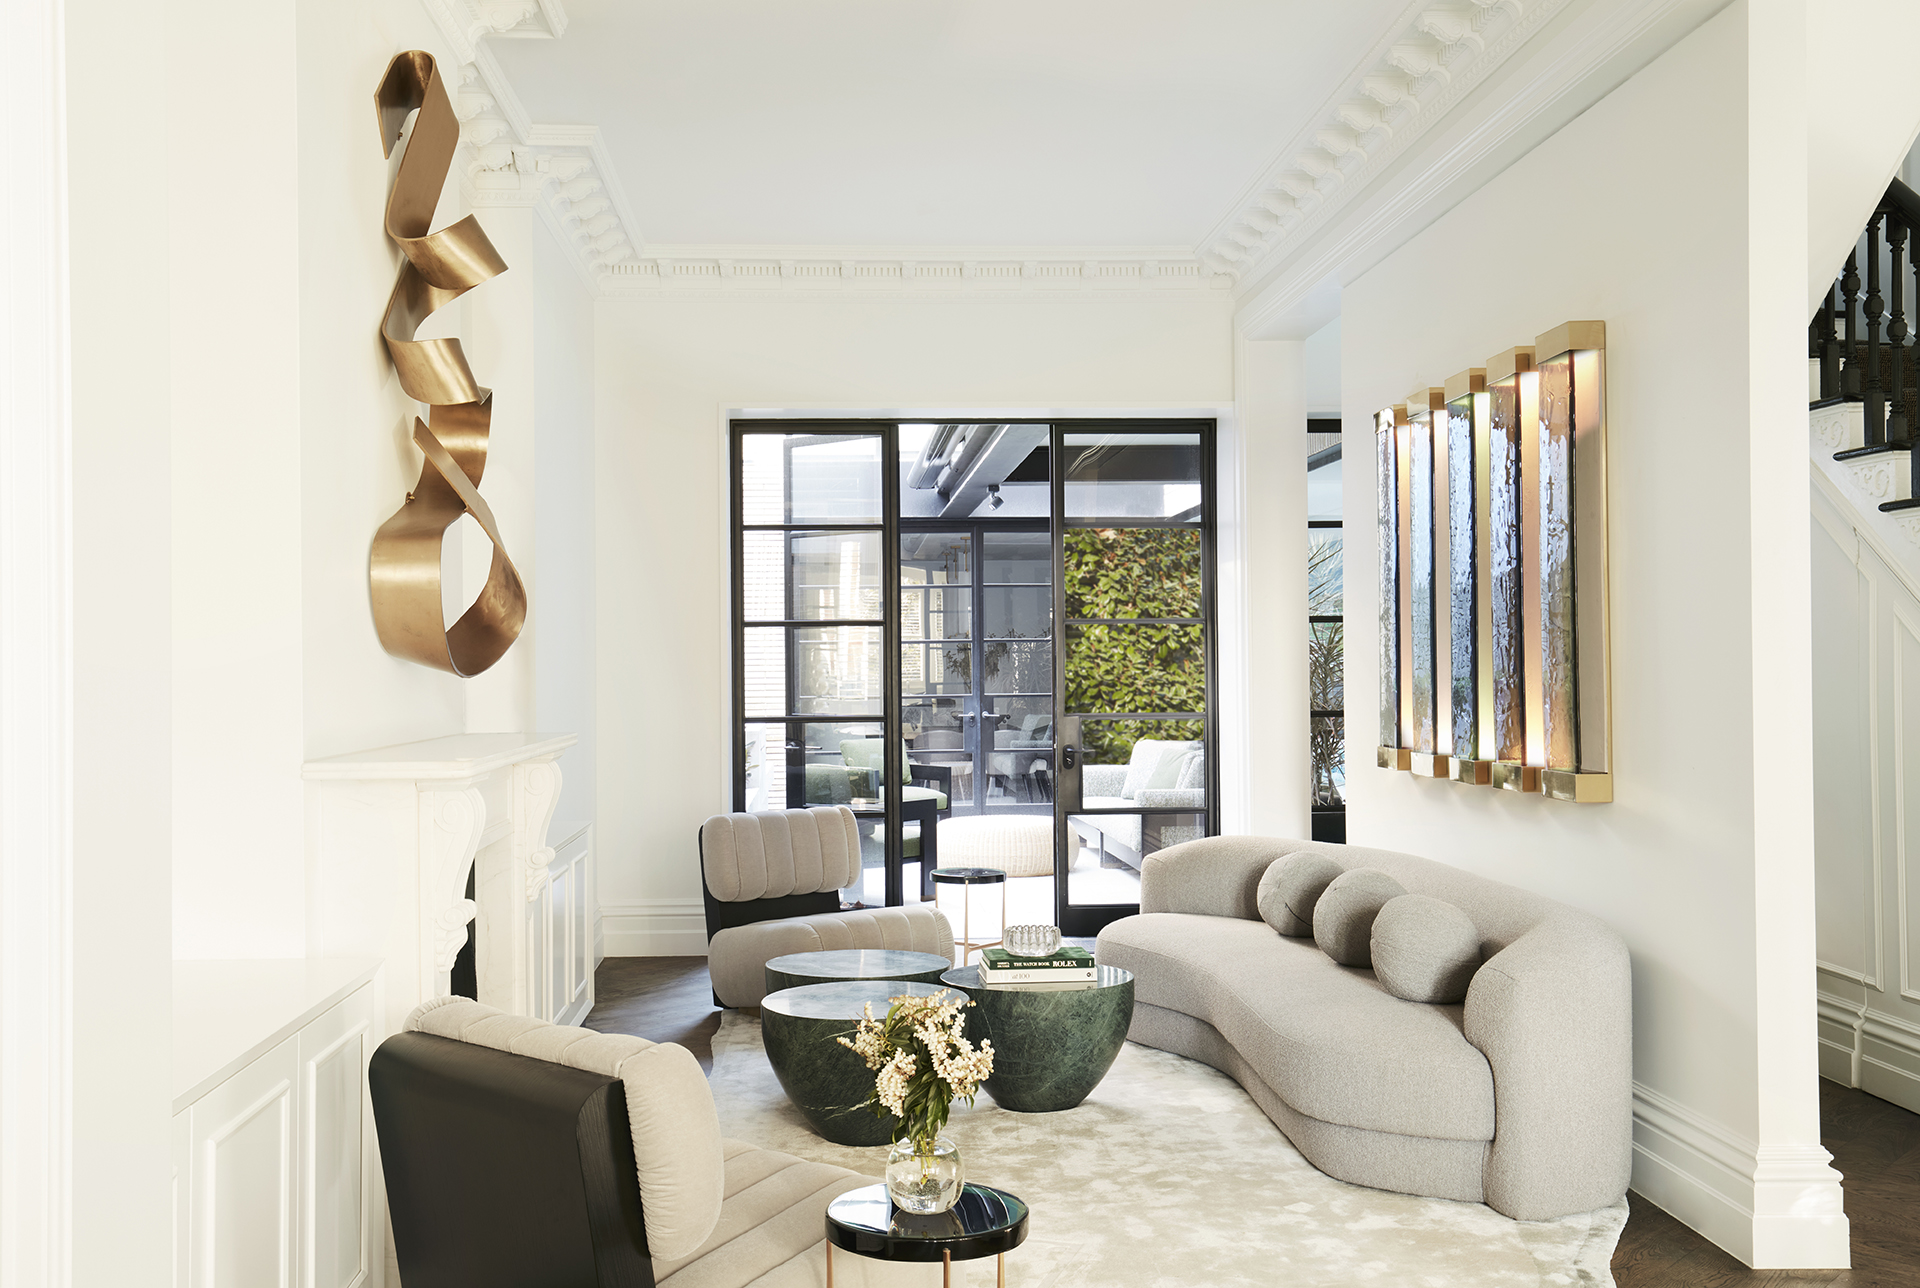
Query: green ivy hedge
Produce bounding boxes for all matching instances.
[1063,528,1206,764]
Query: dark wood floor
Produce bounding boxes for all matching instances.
[587,957,1920,1284]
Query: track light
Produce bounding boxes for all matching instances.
[987,484,1005,511]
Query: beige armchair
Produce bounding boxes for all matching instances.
[699,806,953,1007]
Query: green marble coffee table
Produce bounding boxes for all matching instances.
[941,964,1134,1112]
[762,948,953,999]
[760,980,951,1146]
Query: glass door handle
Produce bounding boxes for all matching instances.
[1061,746,1077,769]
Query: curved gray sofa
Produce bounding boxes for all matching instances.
[1095,835,1631,1221]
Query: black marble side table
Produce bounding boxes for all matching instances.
[941,964,1134,1112]
[760,980,950,1146]
[763,947,954,999]
[825,1181,1029,1288]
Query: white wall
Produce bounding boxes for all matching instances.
[532,220,599,821]
[593,291,1238,953]
[156,0,601,960]
[68,0,173,1276]
[296,0,468,763]
[1342,2,1842,1268]
[1301,317,1341,419]
[1810,480,1920,1115]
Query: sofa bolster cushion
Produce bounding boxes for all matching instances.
[1371,895,1481,1002]
[1258,852,1345,937]
[1313,868,1408,966]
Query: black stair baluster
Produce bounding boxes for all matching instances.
[1821,282,1842,402]
[1867,213,1886,446]
[1843,250,1862,400]
[1892,213,1910,451]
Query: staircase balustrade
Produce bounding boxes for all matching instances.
[1816,178,1920,512]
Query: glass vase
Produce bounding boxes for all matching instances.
[885,1134,964,1214]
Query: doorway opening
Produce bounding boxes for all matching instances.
[730,420,1218,938]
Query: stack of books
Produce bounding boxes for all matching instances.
[979,946,1098,991]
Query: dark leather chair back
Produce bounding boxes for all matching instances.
[370,1031,655,1288]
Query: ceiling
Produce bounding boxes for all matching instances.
[489,0,1416,249]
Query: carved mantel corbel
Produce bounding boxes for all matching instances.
[418,785,487,994]
[514,757,565,902]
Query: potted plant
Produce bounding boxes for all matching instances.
[837,990,994,1213]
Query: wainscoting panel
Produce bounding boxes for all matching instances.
[1813,484,1920,1115]
[189,1037,297,1288]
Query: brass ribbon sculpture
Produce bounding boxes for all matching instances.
[369,50,526,676]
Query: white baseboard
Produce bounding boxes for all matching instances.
[601,899,709,957]
[1630,1081,1850,1270]
[1859,1006,1920,1115]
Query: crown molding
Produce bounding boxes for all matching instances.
[419,0,566,64]
[600,247,1225,296]
[418,0,1708,304]
[1232,0,1717,337]
[1202,0,1576,281]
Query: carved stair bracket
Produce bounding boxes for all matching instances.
[514,758,564,903]
[419,786,487,983]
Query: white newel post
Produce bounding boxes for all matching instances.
[304,733,583,1038]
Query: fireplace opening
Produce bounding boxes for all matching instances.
[450,863,477,1000]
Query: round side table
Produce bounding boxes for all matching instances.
[761,980,949,1146]
[825,1182,1029,1288]
[941,964,1134,1112]
[929,867,1007,965]
[763,947,953,998]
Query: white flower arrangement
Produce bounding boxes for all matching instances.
[836,990,994,1152]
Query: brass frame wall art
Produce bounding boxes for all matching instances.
[1375,405,1410,771]
[1376,322,1612,804]
[368,51,527,677]
[1407,386,1447,779]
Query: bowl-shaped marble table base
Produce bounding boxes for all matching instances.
[941,965,1135,1112]
[760,980,951,1146]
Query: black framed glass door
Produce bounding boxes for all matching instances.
[732,419,1216,932]
[732,425,909,902]
[1052,423,1218,937]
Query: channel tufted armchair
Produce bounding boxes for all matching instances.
[371,997,930,1287]
[699,806,954,1007]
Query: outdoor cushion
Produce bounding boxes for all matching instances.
[1097,912,1494,1141]
[1371,894,1483,1004]
[1120,739,1201,800]
[1257,852,1345,937]
[1313,868,1408,966]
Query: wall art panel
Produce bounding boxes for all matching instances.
[1375,323,1608,803]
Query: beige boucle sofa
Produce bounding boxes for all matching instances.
[1095,835,1632,1221]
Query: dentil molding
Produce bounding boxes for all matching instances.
[1198,0,1572,280]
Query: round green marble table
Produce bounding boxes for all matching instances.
[941,964,1135,1113]
[762,948,953,999]
[760,980,952,1146]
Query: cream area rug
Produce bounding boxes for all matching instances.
[710,1011,1626,1287]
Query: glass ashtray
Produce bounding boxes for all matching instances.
[1003,924,1062,958]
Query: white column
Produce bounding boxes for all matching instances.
[1,0,74,1282]
[1747,0,1849,1270]
[1225,336,1310,839]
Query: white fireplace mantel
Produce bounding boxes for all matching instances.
[303,732,581,1037]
